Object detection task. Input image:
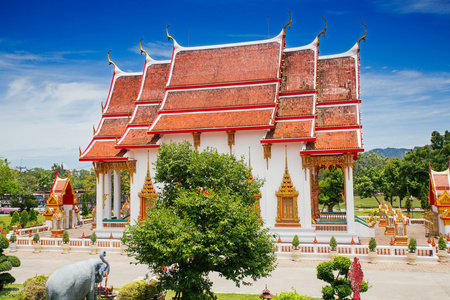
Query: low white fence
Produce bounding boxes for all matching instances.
[16,225,50,236]
[12,236,122,253]
[275,243,441,263]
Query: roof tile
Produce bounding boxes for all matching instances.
[316,105,358,127]
[96,118,128,137]
[265,120,312,139]
[281,49,316,92]
[139,64,170,101]
[318,57,357,102]
[106,75,142,114]
[315,131,359,149]
[278,96,314,117]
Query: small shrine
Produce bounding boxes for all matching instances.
[394,209,408,246]
[378,201,389,227]
[43,171,79,237]
[429,160,450,237]
[138,156,157,220]
[384,205,396,235]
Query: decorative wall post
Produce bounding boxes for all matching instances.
[192,132,201,151]
[227,131,236,154]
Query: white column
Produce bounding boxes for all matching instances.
[345,166,355,233]
[114,170,121,219]
[130,173,139,225]
[96,173,104,229]
[302,167,312,229]
[104,170,112,219]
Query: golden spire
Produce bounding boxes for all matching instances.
[166,24,174,42]
[316,16,327,46]
[107,49,116,69]
[282,9,292,37]
[139,36,148,56]
[284,145,288,173]
[357,22,367,52]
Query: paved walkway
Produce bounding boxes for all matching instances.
[10,251,450,299]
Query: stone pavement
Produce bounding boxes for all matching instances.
[10,250,450,299]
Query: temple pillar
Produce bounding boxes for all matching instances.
[113,170,121,219]
[96,173,104,230]
[345,165,355,233]
[104,170,112,219]
[302,166,312,229]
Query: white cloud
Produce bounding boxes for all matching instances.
[374,0,450,14]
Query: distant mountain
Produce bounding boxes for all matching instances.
[367,147,410,158]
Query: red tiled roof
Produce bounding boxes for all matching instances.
[96,118,129,137]
[105,75,142,114]
[53,180,66,194]
[131,105,159,125]
[281,49,316,92]
[265,120,313,139]
[433,173,450,198]
[150,109,274,133]
[163,84,277,111]
[318,57,357,102]
[169,42,282,86]
[138,63,170,101]
[118,128,160,147]
[277,96,314,117]
[316,105,358,127]
[315,131,359,150]
[80,140,126,160]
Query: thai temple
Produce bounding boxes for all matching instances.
[80,13,373,242]
[428,160,450,237]
[43,171,79,237]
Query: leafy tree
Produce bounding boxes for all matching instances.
[19,211,29,228]
[10,212,19,226]
[319,168,344,212]
[124,142,276,300]
[81,198,90,217]
[354,153,388,205]
[0,235,20,290]
[29,209,37,223]
[0,159,21,196]
[10,194,37,212]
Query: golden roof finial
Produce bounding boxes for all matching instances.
[284,145,288,172]
[107,49,116,69]
[79,147,82,156]
[93,124,96,134]
[139,36,148,56]
[282,9,292,37]
[357,22,367,52]
[316,16,327,46]
[166,24,174,42]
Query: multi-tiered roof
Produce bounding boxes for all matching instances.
[80,17,365,162]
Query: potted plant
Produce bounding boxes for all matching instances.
[120,231,128,255]
[32,233,41,253]
[406,237,417,265]
[292,234,301,262]
[437,236,447,263]
[90,231,98,255]
[368,237,377,264]
[61,230,70,254]
[329,236,338,259]
[9,233,17,253]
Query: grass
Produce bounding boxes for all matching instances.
[0,284,23,299]
[319,195,424,210]
[165,291,319,299]
[0,213,46,229]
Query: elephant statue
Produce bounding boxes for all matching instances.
[46,250,110,300]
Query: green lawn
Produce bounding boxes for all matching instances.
[0,213,46,229]
[0,284,23,299]
[165,291,319,299]
[319,195,423,210]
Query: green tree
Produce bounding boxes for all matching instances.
[81,197,90,217]
[29,209,37,223]
[0,159,21,196]
[19,211,29,228]
[319,168,344,212]
[353,153,388,205]
[124,142,276,300]
[0,235,20,290]
[10,212,19,226]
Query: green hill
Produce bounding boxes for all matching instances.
[367,147,410,158]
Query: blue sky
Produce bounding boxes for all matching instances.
[1,0,449,170]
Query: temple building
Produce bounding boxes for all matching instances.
[43,171,79,237]
[80,15,372,242]
[428,161,450,237]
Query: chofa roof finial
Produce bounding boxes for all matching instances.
[282,9,292,37]
[357,22,367,52]
[139,36,148,56]
[107,49,116,69]
[316,16,327,46]
[166,24,175,43]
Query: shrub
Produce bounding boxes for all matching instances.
[20,211,29,228]
[292,235,300,249]
[32,233,40,243]
[62,231,69,244]
[0,235,20,290]
[10,233,17,243]
[90,231,97,244]
[438,236,447,250]
[316,256,370,300]
[81,198,90,217]
[7,256,20,267]
[329,236,337,250]
[29,209,37,224]
[408,238,417,253]
[368,237,377,251]
[18,275,48,300]
[11,212,20,226]
[272,288,308,300]
[117,280,158,300]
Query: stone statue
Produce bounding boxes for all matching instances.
[46,250,110,300]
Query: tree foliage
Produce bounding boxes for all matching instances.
[124,142,276,300]
[319,169,344,212]
[354,153,388,204]
[0,235,20,290]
